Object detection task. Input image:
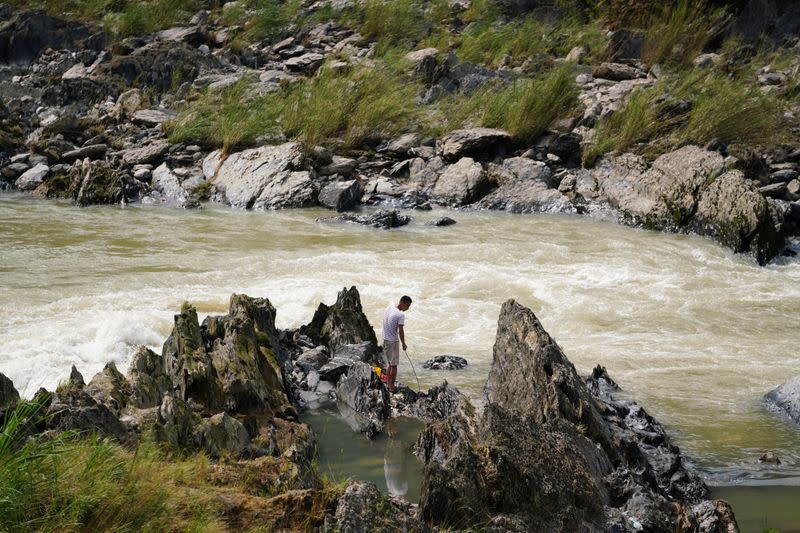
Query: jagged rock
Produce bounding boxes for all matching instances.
[322,480,423,532]
[69,365,85,388]
[0,373,20,408]
[759,451,781,464]
[318,179,363,211]
[296,346,331,372]
[393,381,467,421]
[592,146,783,264]
[431,157,490,206]
[68,159,125,206]
[486,299,616,458]
[333,341,379,366]
[765,374,800,425]
[318,357,357,382]
[156,25,206,45]
[422,355,467,370]
[15,163,49,190]
[317,209,412,229]
[194,412,250,458]
[203,294,289,413]
[127,346,171,408]
[204,143,317,209]
[335,362,390,439]
[86,362,130,414]
[156,392,198,448]
[439,128,511,161]
[162,303,222,410]
[300,286,378,353]
[47,382,130,443]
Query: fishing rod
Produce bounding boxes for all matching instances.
[403,348,421,393]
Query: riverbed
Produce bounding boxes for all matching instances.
[1,194,799,528]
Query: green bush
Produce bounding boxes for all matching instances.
[481,64,579,144]
[641,0,728,67]
[283,64,420,150]
[167,80,286,154]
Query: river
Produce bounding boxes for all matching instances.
[1,194,799,529]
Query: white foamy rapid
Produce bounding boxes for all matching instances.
[1,194,799,481]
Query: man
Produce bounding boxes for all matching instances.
[382,295,411,393]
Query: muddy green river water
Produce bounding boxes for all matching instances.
[1,194,798,530]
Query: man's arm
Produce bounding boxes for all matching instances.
[398,325,406,351]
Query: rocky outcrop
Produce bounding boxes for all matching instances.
[204,143,316,210]
[422,355,468,370]
[335,362,390,438]
[591,146,784,264]
[317,209,412,229]
[439,128,512,162]
[321,481,423,532]
[765,375,800,425]
[416,300,739,532]
[474,157,575,214]
[300,287,378,353]
[0,10,101,65]
[0,372,20,409]
[431,157,490,206]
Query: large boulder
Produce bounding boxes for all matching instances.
[86,362,130,414]
[322,481,423,532]
[592,146,784,263]
[335,362,390,439]
[474,157,574,213]
[71,159,126,206]
[0,10,100,65]
[318,179,363,211]
[47,382,131,443]
[15,163,49,190]
[439,128,512,162]
[127,346,171,409]
[300,286,378,353]
[765,374,800,425]
[431,157,491,206]
[0,372,20,409]
[204,143,317,209]
[193,412,251,458]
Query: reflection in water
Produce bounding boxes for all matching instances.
[384,418,410,497]
[302,404,424,502]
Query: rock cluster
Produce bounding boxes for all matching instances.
[0,5,797,260]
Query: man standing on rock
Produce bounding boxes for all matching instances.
[383,296,412,393]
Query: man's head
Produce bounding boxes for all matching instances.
[398,295,412,311]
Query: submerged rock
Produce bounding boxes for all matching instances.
[422,355,468,370]
[317,209,412,229]
[765,375,800,425]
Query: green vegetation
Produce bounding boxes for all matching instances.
[479,64,578,144]
[584,70,789,165]
[641,0,728,67]
[359,0,429,54]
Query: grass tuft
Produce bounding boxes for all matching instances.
[641,0,729,67]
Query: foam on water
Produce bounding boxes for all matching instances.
[1,195,799,484]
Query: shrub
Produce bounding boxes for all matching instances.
[166,80,286,154]
[282,64,420,150]
[641,0,728,67]
[481,64,579,144]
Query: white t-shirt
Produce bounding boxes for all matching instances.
[382,305,405,342]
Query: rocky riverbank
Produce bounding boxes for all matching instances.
[0,286,746,531]
[1,1,800,264]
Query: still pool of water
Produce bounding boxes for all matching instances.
[1,194,799,525]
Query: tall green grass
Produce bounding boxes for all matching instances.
[641,0,728,67]
[359,0,430,54]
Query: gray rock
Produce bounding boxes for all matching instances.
[127,346,171,408]
[426,216,456,226]
[318,155,356,176]
[592,146,783,264]
[61,144,108,163]
[15,163,49,190]
[132,109,177,126]
[440,128,511,161]
[156,392,198,448]
[121,140,169,165]
[322,480,423,532]
[151,163,189,204]
[318,179,363,211]
[205,143,317,209]
[86,362,130,414]
[47,384,131,444]
[378,133,421,157]
[770,169,798,183]
[318,209,412,229]
[759,182,787,197]
[2,162,30,178]
[335,362,390,438]
[432,157,490,206]
[591,62,645,81]
[333,341,379,365]
[284,52,325,74]
[765,375,800,425]
[318,357,357,382]
[474,158,574,214]
[422,355,468,370]
[301,286,378,354]
[0,373,20,409]
[296,346,330,372]
[156,26,205,45]
[194,412,250,458]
